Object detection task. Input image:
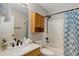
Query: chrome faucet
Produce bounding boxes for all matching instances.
[2,39,6,43]
[16,40,23,46]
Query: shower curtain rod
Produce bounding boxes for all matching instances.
[45,7,79,35]
[45,8,79,17]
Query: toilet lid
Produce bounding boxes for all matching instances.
[41,48,54,56]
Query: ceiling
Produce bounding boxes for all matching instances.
[38,3,79,14]
[0,3,28,17]
[11,3,28,15]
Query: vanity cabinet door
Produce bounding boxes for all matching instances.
[31,12,44,33]
[23,48,41,56]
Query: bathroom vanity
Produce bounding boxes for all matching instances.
[0,43,41,56]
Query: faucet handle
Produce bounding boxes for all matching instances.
[10,43,15,47]
[2,39,6,43]
[16,40,23,46]
[16,40,19,46]
[13,37,16,41]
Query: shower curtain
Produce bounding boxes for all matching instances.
[64,9,79,56]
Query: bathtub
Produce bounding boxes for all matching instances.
[47,47,64,56]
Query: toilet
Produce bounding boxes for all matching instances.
[40,48,55,56]
[34,40,55,56]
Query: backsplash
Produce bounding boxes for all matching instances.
[47,14,64,50]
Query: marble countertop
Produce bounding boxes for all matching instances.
[0,43,40,56]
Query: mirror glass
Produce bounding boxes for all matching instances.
[0,3,28,42]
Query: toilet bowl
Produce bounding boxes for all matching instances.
[40,48,55,56]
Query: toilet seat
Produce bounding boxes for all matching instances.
[41,48,54,56]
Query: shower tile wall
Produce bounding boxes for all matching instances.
[47,13,64,51]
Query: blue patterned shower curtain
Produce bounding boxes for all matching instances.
[64,9,79,56]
